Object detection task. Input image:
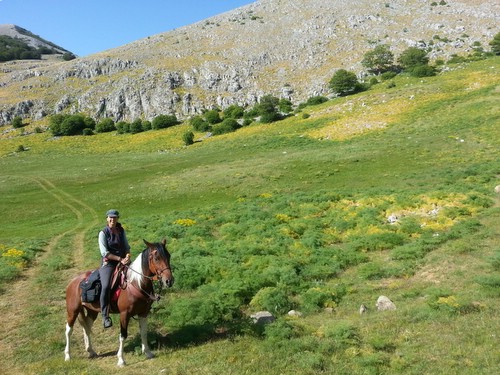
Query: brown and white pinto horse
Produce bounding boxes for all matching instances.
[64,239,173,366]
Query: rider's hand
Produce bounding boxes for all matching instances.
[121,254,131,265]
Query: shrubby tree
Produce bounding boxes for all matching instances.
[62,52,76,61]
[362,44,395,75]
[182,131,195,146]
[142,120,152,131]
[490,32,500,55]
[255,95,281,123]
[329,69,362,96]
[398,47,429,68]
[223,105,245,119]
[49,113,95,136]
[129,118,144,134]
[60,114,88,136]
[95,118,115,133]
[190,115,211,132]
[212,118,240,135]
[278,98,293,114]
[204,109,222,125]
[11,116,23,129]
[115,121,130,134]
[152,114,178,129]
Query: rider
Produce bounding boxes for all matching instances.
[98,209,131,328]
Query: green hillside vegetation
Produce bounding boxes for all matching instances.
[0,57,498,374]
[0,35,75,62]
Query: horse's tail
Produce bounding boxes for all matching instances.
[77,308,94,332]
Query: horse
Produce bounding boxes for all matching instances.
[64,239,174,367]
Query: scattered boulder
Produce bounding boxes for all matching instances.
[495,185,500,194]
[359,304,368,314]
[288,310,302,317]
[250,311,275,325]
[376,296,396,311]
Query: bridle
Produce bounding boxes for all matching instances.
[125,244,172,301]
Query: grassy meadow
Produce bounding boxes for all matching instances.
[0,57,498,374]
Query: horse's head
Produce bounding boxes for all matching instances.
[144,239,174,288]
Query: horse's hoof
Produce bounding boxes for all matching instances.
[117,360,126,367]
[64,356,70,362]
[144,351,154,359]
[88,351,97,359]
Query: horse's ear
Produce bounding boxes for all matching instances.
[162,238,167,246]
[143,239,152,247]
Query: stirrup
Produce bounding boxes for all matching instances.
[103,316,113,328]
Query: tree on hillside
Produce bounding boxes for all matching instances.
[489,32,500,55]
[190,115,211,132]
[204,109,222,125]
[329,69,362,96]
[49,113,95,136]
[255,95,281,123]
[223,105,245,119]
[95,118,116,133]
[398,47,435,76]
[152,114,178,130]
[362,44,395,75]
[11,116,24,129]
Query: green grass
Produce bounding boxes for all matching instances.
[0,58,499,374]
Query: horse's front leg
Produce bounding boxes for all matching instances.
[139,316,154,359]
[117,312,130,367]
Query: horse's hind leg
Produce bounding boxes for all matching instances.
[64,323,73,361]
[79,311,98,358]
[139,316,154,359]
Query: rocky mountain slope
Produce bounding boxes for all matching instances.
[0,0,498,125]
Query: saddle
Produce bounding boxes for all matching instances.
[79,264,128,304]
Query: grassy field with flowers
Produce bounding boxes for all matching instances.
[0,58,498,374]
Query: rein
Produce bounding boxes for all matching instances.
[123,245,170,301]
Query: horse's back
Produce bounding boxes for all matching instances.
[66,271,97,323]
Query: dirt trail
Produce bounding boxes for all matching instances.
[0,177,99,370]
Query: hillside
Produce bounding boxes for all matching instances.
[0,24,72,58]
[0,56,498,374]
[0,0,498,125]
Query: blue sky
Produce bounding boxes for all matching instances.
[0,0,256,56]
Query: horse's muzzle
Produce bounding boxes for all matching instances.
[160,273,174,288]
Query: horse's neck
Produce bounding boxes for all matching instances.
[128,253,153,288]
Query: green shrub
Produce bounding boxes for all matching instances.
[211,118,240,135]
[223,105,245,119]
[300,287,336,312]
[410,64,437,77]
[250,286,291,315]
[305,96,328,106]
[204,109,222,125]
[95,118,115,133]
[11,116,23,128]
[329,69,363,96]
[152,114,178,129]
[129,118,144,134]
[183,131,195,145]
[115,121,130,134]
[190,115,211,132]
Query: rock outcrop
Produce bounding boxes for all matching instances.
[0,0,498,125]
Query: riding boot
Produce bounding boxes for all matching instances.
[102,305,112,328]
